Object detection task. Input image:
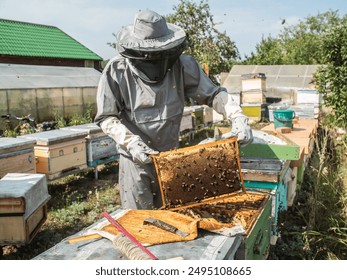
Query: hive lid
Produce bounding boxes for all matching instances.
[60,123,103,134]
[0,173,50,217]
[0,137,35,155]
[18,129,88,145]
[241,73,266,80]
[152,137,245,209]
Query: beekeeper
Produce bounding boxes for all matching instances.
[95,10,253,210]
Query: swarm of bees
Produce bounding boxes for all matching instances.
[152,139,243,208]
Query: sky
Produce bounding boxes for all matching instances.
[0,0,346,60]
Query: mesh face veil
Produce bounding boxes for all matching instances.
[123,42,186,83]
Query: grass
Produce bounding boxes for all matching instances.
[269,126,347,260]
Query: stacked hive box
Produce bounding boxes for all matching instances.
[190,105,205,129]
[61,123,119,168]
[0,173,50,245]
[239,130,301,244]
[18,130,88,180]
[0,137,36,178]
[241,159,292,245]
[180,107,194,134]
[241,73,268,121]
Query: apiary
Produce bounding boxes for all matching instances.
[151,138,272,260]
[0,137,36,178]
[61,123,119,167]
[18,129,88,180]
[0,173,50,245]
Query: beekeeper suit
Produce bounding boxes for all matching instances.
[95,10,253,210]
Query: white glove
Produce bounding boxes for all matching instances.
[213,91,253,147]
[100,117,158,164]
[127,136,158,164]
[230,116,253,147]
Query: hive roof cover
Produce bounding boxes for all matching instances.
[0,18,102,61]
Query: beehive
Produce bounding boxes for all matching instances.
[18,129,88,180]
[61,123,119,167]
[0,137,36,178]
[0,173,50,245]
[152,138,271,236]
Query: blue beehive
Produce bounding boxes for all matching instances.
[241,159,292,244]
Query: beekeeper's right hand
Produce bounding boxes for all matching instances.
[127,136,158,164]
[100,117,158,165]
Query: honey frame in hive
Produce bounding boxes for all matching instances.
[152,137,246,209]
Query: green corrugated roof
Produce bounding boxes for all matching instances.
[0,18,102,60]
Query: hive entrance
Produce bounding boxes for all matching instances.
[152,138,244,208]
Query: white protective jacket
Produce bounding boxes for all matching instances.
[95,54,248,154]
[95,54,251,209]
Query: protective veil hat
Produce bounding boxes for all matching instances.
[116,9,186,53]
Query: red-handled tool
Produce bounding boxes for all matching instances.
[102,211,158,260]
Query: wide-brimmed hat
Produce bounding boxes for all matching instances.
[116,10,186,54]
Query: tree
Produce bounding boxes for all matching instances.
[244,36,284,65]
[314,16,347,127]
[244,10,342,65]
[165,0,239,82]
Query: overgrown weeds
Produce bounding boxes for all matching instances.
[270,125,347,259]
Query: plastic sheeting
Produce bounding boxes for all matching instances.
[0,63,101,89]
[222,65,319,94]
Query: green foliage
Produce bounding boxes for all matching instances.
[270,127,347,260]
[244,10,342,65]
[314,16,347,127]
[68,107,94,126]
[53,111,67,129]
[244,36,284,65]
[166,0,239,82]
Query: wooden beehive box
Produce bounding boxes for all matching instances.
[241,90,266,104]
[0,173,50,245]
[18,129,88,180]
[151,138,272,259]
[180,107,194,133]
[241,73,266,91]
[61,123,119,167]
[241,103,268,121]
[152,138,272,259]
[0,137,36,178]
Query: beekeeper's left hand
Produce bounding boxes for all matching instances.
[213,91,253,147]
[230,116,253,147]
